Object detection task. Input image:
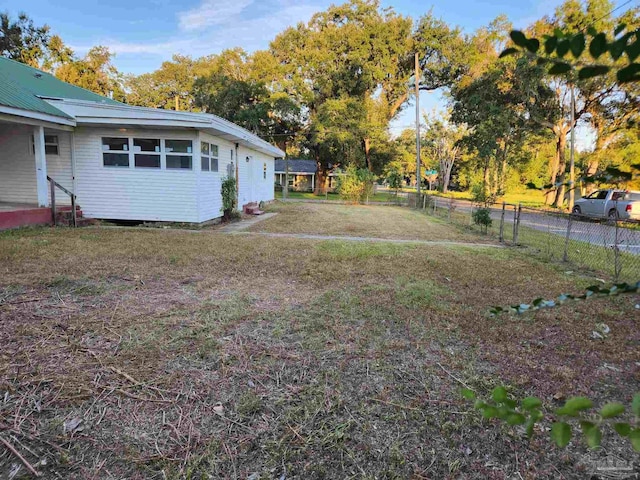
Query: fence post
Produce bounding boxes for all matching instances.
[513,203,522,245]
[563,213,573,262]
[511,205,517,243]
[499,202,506,242]
[614,218,621,281]
[433,196,437,214]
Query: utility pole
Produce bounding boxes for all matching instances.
[414,52,421,206]
[568,84,576,211]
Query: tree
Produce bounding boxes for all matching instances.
[0,12,72,70]
[423,114,465,193]
[503,0,639,206]
[126,54,216,110]
[55,46,125,101]
[0,12,49,66]
[451,54,553,198]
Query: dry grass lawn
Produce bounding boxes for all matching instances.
[0,206,638,479]
[250,202,482,242]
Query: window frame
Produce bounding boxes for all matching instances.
[165,139,193,170]
[44,135,59,156]
[102,137,130,168]
[200,141,219,173]
[133,138,161,169]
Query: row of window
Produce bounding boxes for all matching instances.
[102,137,221,172]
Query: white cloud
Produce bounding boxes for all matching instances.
[177,0,255,31]
[73,2,325,74]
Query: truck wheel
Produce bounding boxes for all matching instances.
[572,206,581,215]
[608,209,618,220]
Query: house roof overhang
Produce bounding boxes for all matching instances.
[45,99,285,158]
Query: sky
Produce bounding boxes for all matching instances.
[4,0,589,141]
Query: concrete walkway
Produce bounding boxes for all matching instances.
[218,213,278,233]
[226,230,502,247]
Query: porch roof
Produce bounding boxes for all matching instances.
[0,57,121,124]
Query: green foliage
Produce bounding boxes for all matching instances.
[463,388,640,451]
[503,25,640,83]
[472,208,493,233]
[221,177,238,220]
[489,281,639,315]
[336,166,376,203]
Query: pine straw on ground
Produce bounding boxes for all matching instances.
[0,225,638,479]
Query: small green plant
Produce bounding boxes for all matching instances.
[472,208,493,233]
[221,177,238,220]
[462,387,640,451]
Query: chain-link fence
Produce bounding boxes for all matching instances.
[410,193,640,282]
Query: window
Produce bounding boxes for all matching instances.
[166,140,192,169]
[201,142,210,171]
[44,135,59,155]
[200,142,218,172]
[210,144,218,172]
[102,137,129,167]
[596,190,608,200]
[133,138,160,168]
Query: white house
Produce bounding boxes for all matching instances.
[0,57,283,229]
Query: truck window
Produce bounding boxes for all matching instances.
[596,191,608,200]
[611,191,624,201]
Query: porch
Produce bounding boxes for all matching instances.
[0,119,76,229]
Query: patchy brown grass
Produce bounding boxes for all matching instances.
[0,221,638,479]
[251,201,483,242]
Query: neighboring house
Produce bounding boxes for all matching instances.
[0,57,284,229]
[274,159,342,192]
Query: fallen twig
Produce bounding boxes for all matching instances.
[0,436,40,477]
[436,362,476,392]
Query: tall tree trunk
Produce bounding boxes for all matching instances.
[545,126,563,205]
[362,137,372,172]
[483,158,490,200]
[498,140,508,195]
[553,130,568,207]
[314,151,327,195]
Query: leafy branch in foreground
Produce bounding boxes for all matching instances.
[462,387,640,451]
[501,25,640,83]
[489,281,639,315]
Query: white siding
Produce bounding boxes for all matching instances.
[0,124,37,203]
[74,127,199,222]
[45,130,73,205]
[197,132,235,223]
[0,124,72,205]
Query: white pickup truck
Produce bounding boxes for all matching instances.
[572,189,640,220]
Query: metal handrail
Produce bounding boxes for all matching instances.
[47,176,77,227]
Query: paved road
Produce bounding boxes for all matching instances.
[429,196,640,255]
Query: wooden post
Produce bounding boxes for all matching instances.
[50,179,56,226]
[499,202,506,242]
[563,213,573,262]
[33,126,48,207]
[71,195,77,228]
[514,203,522,245]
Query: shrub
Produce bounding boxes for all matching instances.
[472,207,493,233]
[221,177,238,220]
[336,166,376,204]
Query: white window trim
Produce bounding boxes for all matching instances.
[165,139,194,171]
[100,136,196,171]
[45,135,59,156]
[133,137,161,169]
[102,137,131,168]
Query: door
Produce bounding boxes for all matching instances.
[583,190,608,216]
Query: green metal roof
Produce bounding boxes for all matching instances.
[0,57,121,121]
